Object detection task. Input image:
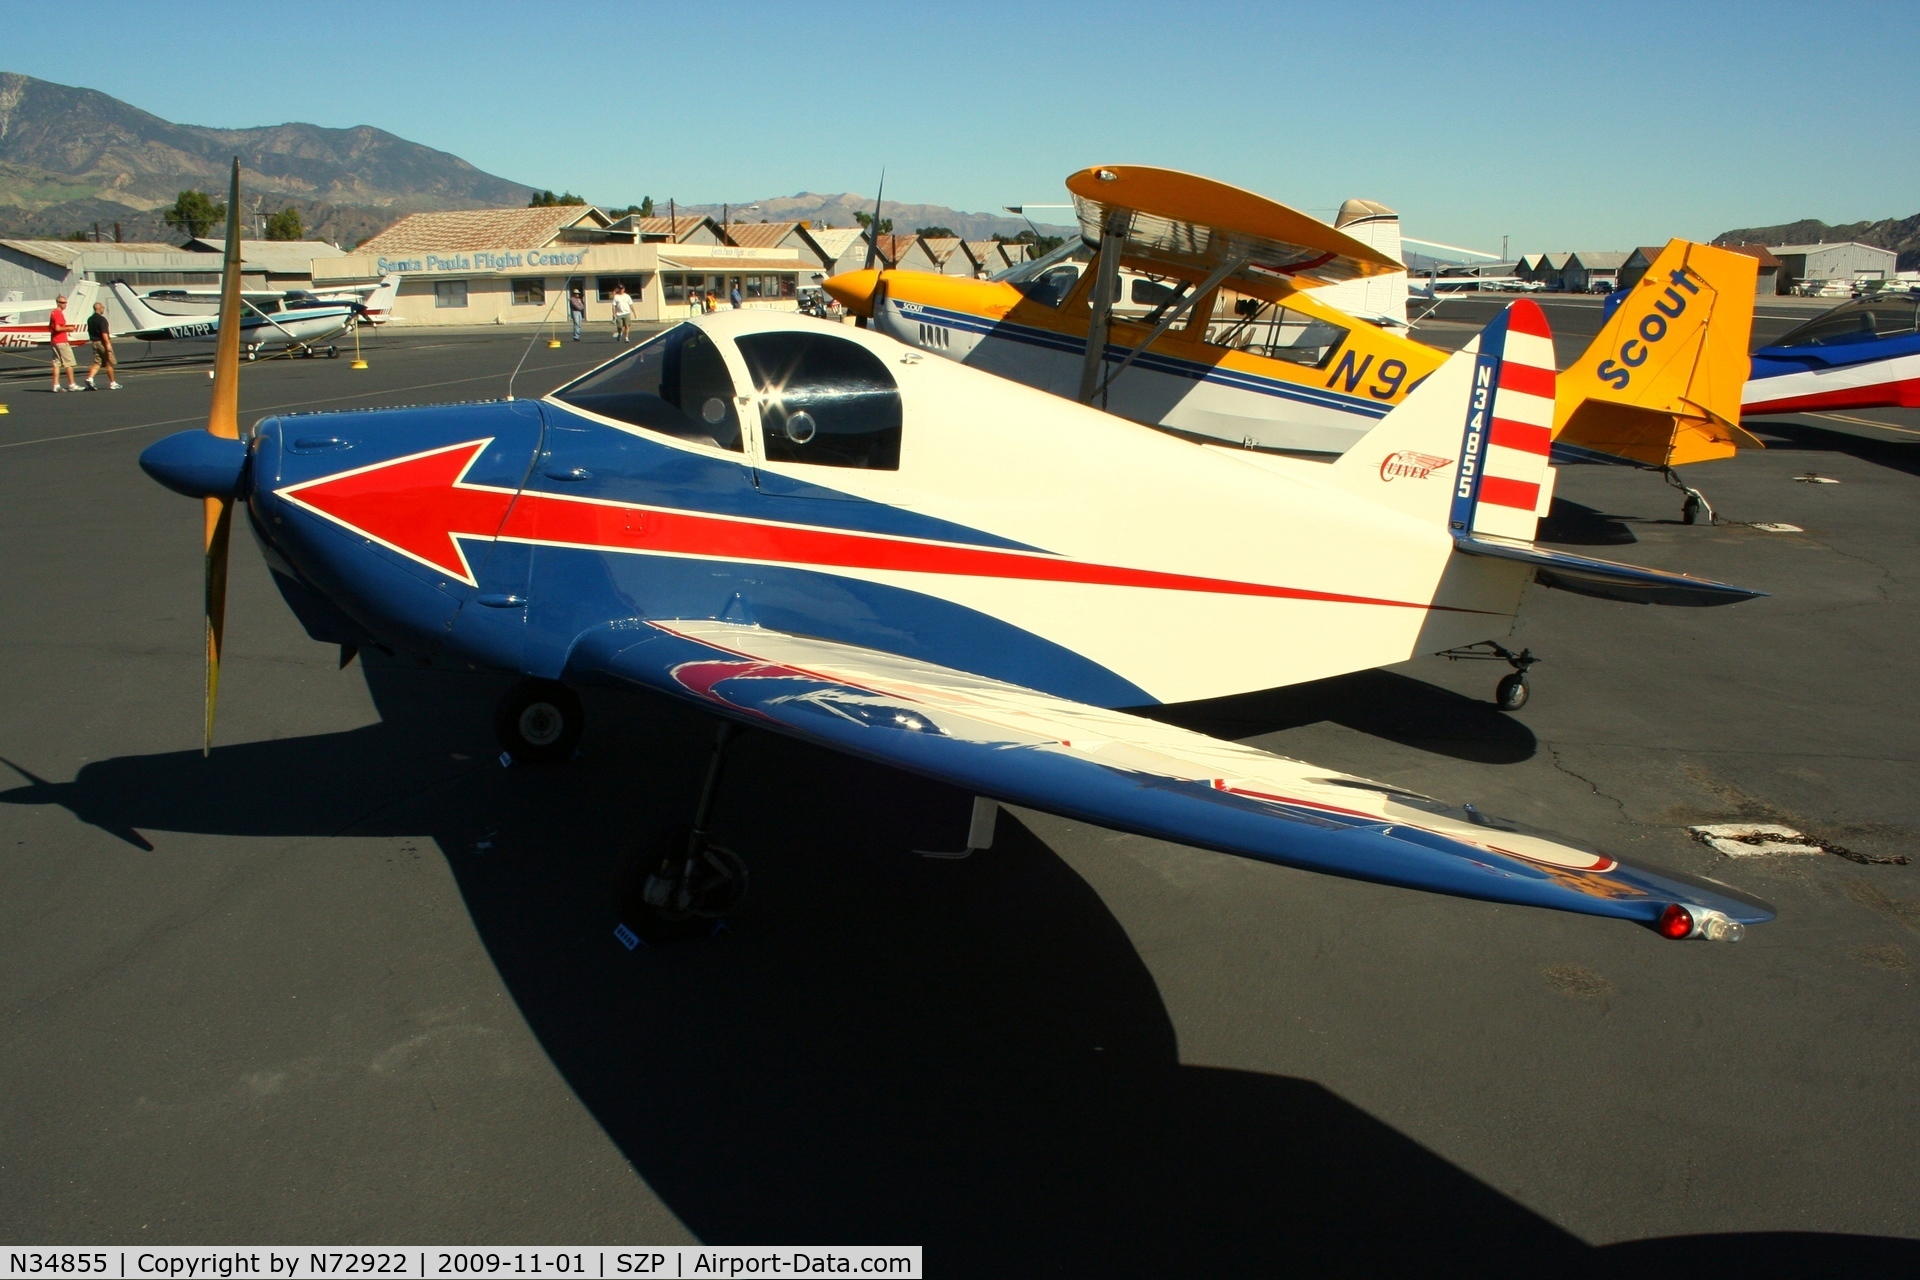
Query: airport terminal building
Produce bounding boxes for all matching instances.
[314,206,822,327]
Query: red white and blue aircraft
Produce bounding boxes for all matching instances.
[1743,289,1920,416]
[139,164,1773,944]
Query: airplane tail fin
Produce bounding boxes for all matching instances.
[111,281,172,332]
[1334,298,1761,608]
[1332,298,1556,541]
[1314,199,1409,327]
[1554,240,1760,467]
[360,273,400,324]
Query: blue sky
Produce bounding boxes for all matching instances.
[12,0,1917,253]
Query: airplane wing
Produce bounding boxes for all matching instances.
[569,618,1771,936]
[1553,240,1763,468]
[1065,165,1402,294]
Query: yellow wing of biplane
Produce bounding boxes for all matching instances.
[1554,240,1762,468]
[1063,164,1402,301]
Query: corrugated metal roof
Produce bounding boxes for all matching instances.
[919,235,963,263]
[0,240,198,268]
[360,206,606,254]
[800,227,863,258]
[721,222,800,248]
[1769,241,1896,256]
[1567,251,1629,270]
[617,215,717,241]
[181,239,345,272]
[1718,243,1783,267]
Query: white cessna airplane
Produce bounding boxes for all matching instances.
[0,281,103,350]
[111,276,396,358]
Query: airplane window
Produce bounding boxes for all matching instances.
[1206,303,1348,368]
[551,323,742,451]
[1131,278,1180,307]
[736,331,902,470]
[1774,296,1919,349]
[1016,265,1081,308]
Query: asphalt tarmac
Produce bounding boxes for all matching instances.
[2,317,1916,1276]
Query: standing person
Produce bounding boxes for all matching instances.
[610,284,634,343]
[705,288,717,314]
[568,285,586,341]
[729,281,742,309]
[47,294,80,392]
[84,301,120,390]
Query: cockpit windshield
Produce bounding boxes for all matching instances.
[551,323,742,451]
[1772,294,1920,350]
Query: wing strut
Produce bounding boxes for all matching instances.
[1093,252,1248,403]
[1076,209,1130,404]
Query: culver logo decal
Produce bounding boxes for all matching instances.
[1379,451,1454,482]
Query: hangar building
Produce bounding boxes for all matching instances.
[1769,242,1898,294]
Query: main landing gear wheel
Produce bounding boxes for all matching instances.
[1496,672,1530,711]
[618,823,749,943]
[614,720,749,942]
[494,678,584,763]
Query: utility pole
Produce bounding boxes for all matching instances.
[1502,235,1509,262]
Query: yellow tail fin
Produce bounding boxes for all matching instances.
[1554,240,1761,467]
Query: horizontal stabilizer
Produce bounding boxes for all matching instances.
[569,619,1771,934]
[1454,535,1763,606]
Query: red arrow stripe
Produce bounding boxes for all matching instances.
[285,440,1489,613]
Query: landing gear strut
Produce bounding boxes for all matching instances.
[623,721,749,941]
[1440,641,1539,711]
[1665,467,1716,525]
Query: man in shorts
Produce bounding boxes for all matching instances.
[84,301,120,389]
[610,283,634,342]
[48,294,80,392]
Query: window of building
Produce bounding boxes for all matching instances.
[512,279,546,306]
[597,275,649,302]
[434,280,468,309]
[745,275,764,299]
[662,273,686,302]
[780,274,796,298]
[737,331,902,470]
[551,323,742,451]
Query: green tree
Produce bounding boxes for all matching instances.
[163,189,227,239]
[529,190,588,207]
[913,225,957,238]
[853,211,893,234]
[996,229,1063,256]
[605,197,656,219]
[264,207,304,241]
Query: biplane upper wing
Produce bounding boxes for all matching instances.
[1554,240,1763,468]
[1065,164,1403,293]
[570,617,1772,933]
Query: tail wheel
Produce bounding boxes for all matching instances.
[1495,673,1530,711]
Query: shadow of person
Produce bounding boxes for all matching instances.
[1742,417,1920,478]
[1137,668,1537,765]
[4,655,1913,1276]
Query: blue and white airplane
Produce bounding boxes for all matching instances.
[139,166,1773,944]
[1743,289,1920,416]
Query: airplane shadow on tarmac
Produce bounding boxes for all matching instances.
[4,655,1915,1278]
[1745,417,1920,478]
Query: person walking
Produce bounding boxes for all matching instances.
[47,293,80,392]
[83,301,120,390]
[567,285,586,340]
[729,281,742,309]
[610,284,634,342]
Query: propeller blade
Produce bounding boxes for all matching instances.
[862,168,885,271]
[203,495,232,756]
[202,159,244,754]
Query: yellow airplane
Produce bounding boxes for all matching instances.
[826,166,1759,508]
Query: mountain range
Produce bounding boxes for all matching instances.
[0,72,533,245]
[1715,213,1920,271]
